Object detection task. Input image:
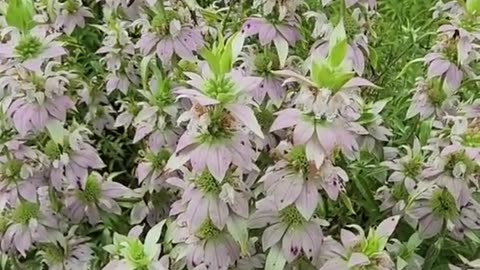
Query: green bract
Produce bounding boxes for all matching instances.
[200,33,244,75]
[467,0,480,15]
[310,19,354,91]
[5,0,35,31]
[104,221,166,270]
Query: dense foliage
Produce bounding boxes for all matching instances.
[1,0,480,269]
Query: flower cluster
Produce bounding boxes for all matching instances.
[0,0,480,269]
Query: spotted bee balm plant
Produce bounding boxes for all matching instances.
[1,0,480,269]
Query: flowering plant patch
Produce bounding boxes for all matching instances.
[1,0,480,269]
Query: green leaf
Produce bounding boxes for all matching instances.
[230,32,245,63]
[351,174,379,216]
[369,47,379,70]
[340,192,356,215]
[422,237,443,270]
[140,55,154,91]
[226,216,249,255]
[144,220,166,255]
[6,0,35,31]
[265,245,286,270]
[465,230,480,244]
[311,61,332,88]
[418,118,433,145]
[273,36,289,68]
[328,38,348,68]
[407,233,423,249]
[46,120,65,145]
[397,257,408,270]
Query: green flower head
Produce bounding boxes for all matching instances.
[15,35,43,61]
[280,205,305,227]
[77,174,103,205]
[12,201,40,225]
[430,189,458,219]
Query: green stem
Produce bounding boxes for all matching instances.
[221,0,235,33]
[158,0,165,16]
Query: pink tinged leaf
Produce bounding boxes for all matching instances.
[18,183,37,202]
[319,258,348,270]
[302,223,323,263]
[376,215,401,238]
[204,238,230,270]
[176,132,197,152]
[229,192,249,218]
[15,229,31,256]
[114,111,133,127]
[166,146,194,171]
[175,88,220,106]
[276,25,300,45]
[262,223,288,250]
[457,36,471,64]
[269,175,303,210]
[86,205,100,225]
[281,227,302,262]
[47,96,73,121]
[130,201,148,224]
[248,210,280,228]
[306,138,325,169]
[186,194,209,230]
[445,66,463,91]
[322,179,341,201]
[348,253,370,267]
[173,38,194,60]
[407,201,430,219]
[272,69,316,86]
[388,171,404,182]
[295,181,320,220]
[0,44,14,57]
[133,124,154,143]
[350,46,365,75]
[190,145,209,172]
[273,36,289,68]
[14,104,34,135]
[343,77,378,89]
[156,38,174,64]
[102,182,130,198]
[340,229,358,248]
[184,72,205,89]
[227,104,264,138]
[265,77,285,106]
[31,106,48,130]
[22,59,43,71]
[258,23,277,45]
[241,18,262,36]
[99,198,121,214]
[206,146,232,182]
[208,196,229,229]
[316,126,337,153]
[270,108,301,131]
[103,260,130,270]
[137,33,158,54]
[231,71,262,92]
[427,59,450,78]
[228,140,255,171]
[293,121,315,145]
[418,214,443,239]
